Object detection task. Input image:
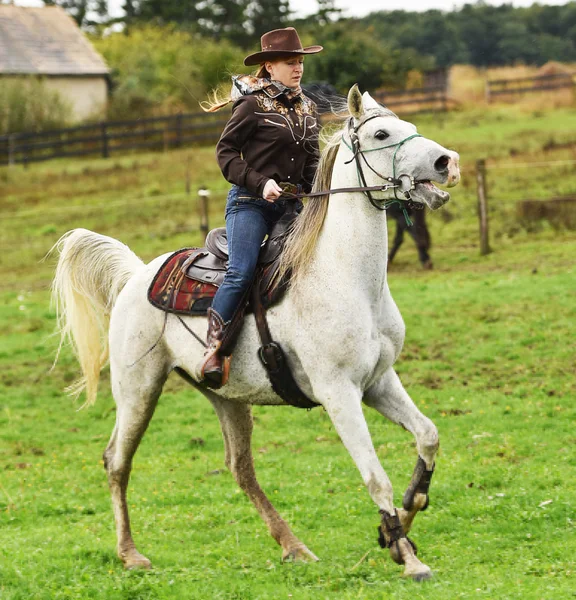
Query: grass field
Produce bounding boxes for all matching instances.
[1,104,575,599]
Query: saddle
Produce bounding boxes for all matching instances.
[147,198,318,410]
[148,198,299,317]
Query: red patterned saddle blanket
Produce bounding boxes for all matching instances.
[147,248,287,316]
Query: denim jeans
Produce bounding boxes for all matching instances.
[211,186,285,322]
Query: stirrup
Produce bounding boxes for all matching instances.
[202,354,231,389]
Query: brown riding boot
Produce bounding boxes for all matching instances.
[199,307,230,389]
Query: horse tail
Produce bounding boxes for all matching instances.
[50,228,144,407]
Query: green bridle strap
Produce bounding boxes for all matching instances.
[343,131,422,226]
[342,132,422,155]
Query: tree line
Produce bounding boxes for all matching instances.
[43,0,576,68]
[3,0,574,133]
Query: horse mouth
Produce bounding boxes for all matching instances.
[411,180,450,210]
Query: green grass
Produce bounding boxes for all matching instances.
[1,105,575,599]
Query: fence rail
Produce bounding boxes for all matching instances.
[486,72,576,102]
[0,85,455,167]
[372,85,452,114]
[0,111,229,167]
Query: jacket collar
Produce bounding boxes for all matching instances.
[231,75,301,101]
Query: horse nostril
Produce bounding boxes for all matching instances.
[434,155,450,172]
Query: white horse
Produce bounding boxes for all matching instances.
[52,86,460,581]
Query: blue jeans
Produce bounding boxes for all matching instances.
[211,186,285,322]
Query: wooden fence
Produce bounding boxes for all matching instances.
[486,72,575,102]
[372,85,453,114]
[0,111,229,167]
[0,85,455,167]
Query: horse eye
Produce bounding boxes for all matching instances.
[375,130,389,141]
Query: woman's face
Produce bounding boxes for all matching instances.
[265,55,304,88]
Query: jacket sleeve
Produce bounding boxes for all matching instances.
[216,96,269,196]
[301,104,320,194]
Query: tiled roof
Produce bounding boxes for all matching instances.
[0,5,108,75]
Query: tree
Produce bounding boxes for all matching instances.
[248,0,289,39]
[314,0,342,26]
[92,24,244,118]
[43,0,109,27]
[134,0,289,46]
[303,22,433,94]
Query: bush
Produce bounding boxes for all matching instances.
[0,77,72,135]
[92,25,245,119]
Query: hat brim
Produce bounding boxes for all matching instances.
[244,46,323,67]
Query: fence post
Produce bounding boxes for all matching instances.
[198,187,210,241]
[476,159,492,256]
[101,122,109,159]
[185,155,191,197]
[176,113,183,148]
[8,134,15,167]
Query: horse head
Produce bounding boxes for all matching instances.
[346,85,460,210]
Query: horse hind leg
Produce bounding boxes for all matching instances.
[103,362,167,569]
[208,395,318,562]
[363,368,439,536]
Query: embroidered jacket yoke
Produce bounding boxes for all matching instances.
[216,85,320,196]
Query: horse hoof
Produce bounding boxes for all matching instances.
[121,550,152,570]
[282,544,319,563]
[407,567,433,582]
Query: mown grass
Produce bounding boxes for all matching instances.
[1,105,575,599]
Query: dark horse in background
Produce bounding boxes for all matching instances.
[387,204,433,269]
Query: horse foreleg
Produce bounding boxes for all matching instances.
[209,395,318,562]
[318,381,431,580]
[363,368,438,535]
[103,366,166,570]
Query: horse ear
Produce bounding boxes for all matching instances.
[362,91,380,111]
[347,84,364,119]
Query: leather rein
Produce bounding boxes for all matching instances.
[280,115,429,221]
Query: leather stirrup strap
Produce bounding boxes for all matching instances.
[251,279,319,410]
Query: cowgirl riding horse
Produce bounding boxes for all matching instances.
[198,27,323,388]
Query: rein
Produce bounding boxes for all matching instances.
[280,115,427,226]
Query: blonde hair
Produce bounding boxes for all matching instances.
[201,64,272,113]
[277,128,343,291]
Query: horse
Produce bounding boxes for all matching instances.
[387,204,433,269]
[51,85,460,581]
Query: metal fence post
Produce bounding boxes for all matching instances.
[476,159,492,256]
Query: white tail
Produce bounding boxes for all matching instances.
[51,229,144,407]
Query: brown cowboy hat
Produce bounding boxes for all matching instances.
[243,27,323,66]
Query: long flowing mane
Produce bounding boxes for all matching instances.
[278,127,342,288]
[279,105,397,289]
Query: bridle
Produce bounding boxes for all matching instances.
[281,114,428,225]
[343,115,425,210]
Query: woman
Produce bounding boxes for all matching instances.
[199,27,323,388]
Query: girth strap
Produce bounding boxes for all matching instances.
[251,278,319,410]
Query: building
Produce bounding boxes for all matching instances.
[0,5,109,121]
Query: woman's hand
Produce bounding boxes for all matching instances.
[262,179,283,202]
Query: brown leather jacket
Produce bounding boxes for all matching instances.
[216,86,320,196]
